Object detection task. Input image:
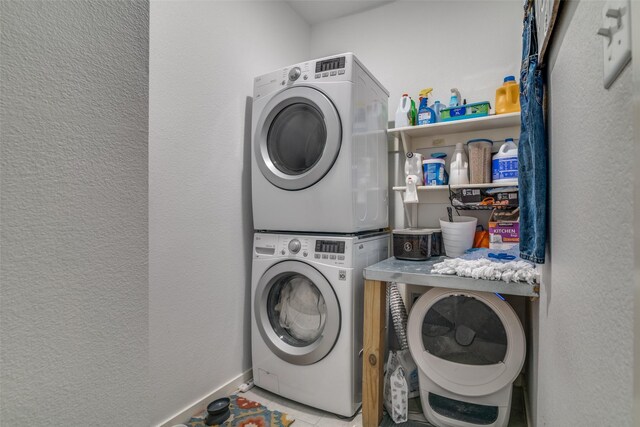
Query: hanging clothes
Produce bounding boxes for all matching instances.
[518,0,548,264]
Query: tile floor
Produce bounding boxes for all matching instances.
[241,387,363,427]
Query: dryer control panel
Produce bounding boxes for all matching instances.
[253,54,355,100]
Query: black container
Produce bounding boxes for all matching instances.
[393,229,433,261]
[205,397,231,426]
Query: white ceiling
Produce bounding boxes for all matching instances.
[285,0,395,25]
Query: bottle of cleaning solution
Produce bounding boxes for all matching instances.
[492,138,518,183]
[430,100,446,122]
[417,88,435,125]
[395,94,412,127]
[410,97,417,126]
[449,88,461,107]
[449,143,469,185]
[495,76,520,114]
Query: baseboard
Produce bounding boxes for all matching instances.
[157,369,253,427]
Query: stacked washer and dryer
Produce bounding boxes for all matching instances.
[250,53,390,417]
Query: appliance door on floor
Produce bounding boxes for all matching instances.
[254,86,342,191]
[254,260,341,365]
[408,289,525,397]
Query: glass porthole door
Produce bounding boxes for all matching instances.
[255,261,340,365]
[254,87,341,191]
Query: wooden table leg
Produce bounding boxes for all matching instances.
[362,280,386,427]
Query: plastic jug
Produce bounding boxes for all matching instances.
[492,138,518,183]
[449,143,469,186]
[430,100,446,122]
[395,93,412,127]
[495,76,520,114]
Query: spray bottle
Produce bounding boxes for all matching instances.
[417,88,435,125]
[449,88,462,107]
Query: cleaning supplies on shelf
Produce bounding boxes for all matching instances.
[449,143,469,186]
[492,138,519,183]
[448,88,461,107]
[410,97,417,125]
[430,100,446,122]
[417,88,436,125]
[467,138,493,184]
[404,152,424,203]
[422,153,448,186]
[441,101,491,122]
[395,93,412,127]
[495,76,521,114]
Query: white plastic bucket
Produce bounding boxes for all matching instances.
[439,216,477,257]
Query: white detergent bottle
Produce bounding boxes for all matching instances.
[492,138,518,184]
[395,93,412,128]
[449,143,469,185]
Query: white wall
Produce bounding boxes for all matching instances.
[149,2,310,424]
[309,1,523,123]
[309,1,523,229]
[530,1,634,425]
[1,2,149,425]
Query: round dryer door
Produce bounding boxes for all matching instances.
[254,86,341,190]
[407,288,525,397]
[255,260,340,365]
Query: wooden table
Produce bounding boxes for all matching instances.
[360,256,539,427]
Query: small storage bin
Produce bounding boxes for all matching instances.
[467,138,493,184]
[393,229,433,261]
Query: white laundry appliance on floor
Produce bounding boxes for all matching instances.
[251,53,389,233]
[251,231,389,416]
[407,288,526,427]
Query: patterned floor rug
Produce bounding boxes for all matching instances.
[185,394,295,427]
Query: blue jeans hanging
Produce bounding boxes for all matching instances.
[518,1,547,264]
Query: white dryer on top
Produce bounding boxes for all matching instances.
[251,53,389,234]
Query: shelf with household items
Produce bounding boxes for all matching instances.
[388,112,521,152]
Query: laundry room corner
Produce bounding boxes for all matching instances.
[149,2,311,425]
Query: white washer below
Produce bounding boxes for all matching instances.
[407,288,525,427]
[251,231,389,417]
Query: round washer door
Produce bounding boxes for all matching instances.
[255,260,341,365]
[254,86,342,191]
[407,288,525,397]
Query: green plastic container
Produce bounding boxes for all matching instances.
[441,101,491,122]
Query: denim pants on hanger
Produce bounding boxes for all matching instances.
[518,0,548,264]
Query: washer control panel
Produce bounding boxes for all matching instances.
[254,234,350,265]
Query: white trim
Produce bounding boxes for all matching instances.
[156,369,253,427]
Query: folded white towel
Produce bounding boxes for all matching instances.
[431,257,539,284]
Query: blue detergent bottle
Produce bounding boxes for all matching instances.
[417,88,436,125]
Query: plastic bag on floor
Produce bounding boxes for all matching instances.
[383,351,409,423]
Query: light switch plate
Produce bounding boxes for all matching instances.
[602,0,632,89]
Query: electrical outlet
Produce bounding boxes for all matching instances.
[599,0,631,89]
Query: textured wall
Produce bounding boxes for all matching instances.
[309,1,523,123]
[530,1,634,425]
[149,2,309,424]
[1,1,149,425]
